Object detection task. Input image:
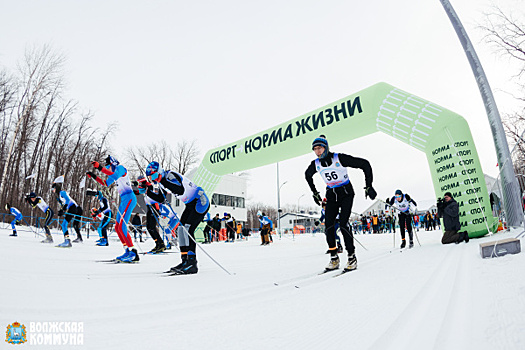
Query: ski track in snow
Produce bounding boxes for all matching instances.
[1,227,525,349]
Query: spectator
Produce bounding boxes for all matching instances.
[437,192,469,244]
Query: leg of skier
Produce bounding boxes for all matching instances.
[72,206,83,243]
[406,214,414,248]
[338,195,357,271]
[146,205,165,253]
[57,214,72,247]
[171,196,209,275]
[324,199,341,271]
[41,208,54,243]
[398,213,407,248]
[117,193,138,262]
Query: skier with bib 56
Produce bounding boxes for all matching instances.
[305,135,376,273]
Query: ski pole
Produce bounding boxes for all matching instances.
[411,222,422,247]
[353,234,368,251]
[21,217,45,237]
[165,202,233,275]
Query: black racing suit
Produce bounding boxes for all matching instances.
[146,172,209,255]
[305,152,373,256]
[388,195,417,242]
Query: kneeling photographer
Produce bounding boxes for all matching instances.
[437,192,469,244]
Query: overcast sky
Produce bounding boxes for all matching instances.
[1,0,523,213]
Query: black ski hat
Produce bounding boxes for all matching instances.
[312,135,329,159]
[395,189,403,196]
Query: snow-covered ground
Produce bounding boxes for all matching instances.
[1,225,524,349]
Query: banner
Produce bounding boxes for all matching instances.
[191,82,497,237]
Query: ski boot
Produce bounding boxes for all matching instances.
[325,255,340,272]
[57,239,72,248]
[95,238,102,243]
[409,240,414,249]
[169,254,189,273]
[121,248,140,263]
[154,242,166,253]
[344,253,357,272]
[116,248,130,262]
[400,239,406,249]
[463,231,470,243]
[9,230,17,237]
[173,252,198,275]
[72,236,83,243]
[41,234,53,243]
[337,242,344,254]
[96,238,108,246]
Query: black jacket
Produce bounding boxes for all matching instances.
[439,198,461,231]
[305,152,373,200]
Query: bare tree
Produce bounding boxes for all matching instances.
[0,45,115,218]
[125,139,200,179]
[480,6,525,161]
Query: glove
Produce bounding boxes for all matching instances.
[131,181,139,187]
[86,171,97,179]
[312,191,322,206]
[364,186,377,200]
[314,220,320,226]
[92,161,102,171]
[58,209,64,217]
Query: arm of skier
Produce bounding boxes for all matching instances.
[146,187,167,203]
[338,154,376,199]
[405,194,417,207]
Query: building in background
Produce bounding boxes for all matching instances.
[133,172,248,227]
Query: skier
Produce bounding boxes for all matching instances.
[316,198,343,253]
[388,189,417,248]
[51,176,83,247]
[132,176,168,254]
[257,211,273,245]
[87,156,139,263]
[224,213,235,242]
[305,135,376,272]
[25,192,54,243]
[5,204,22,236]
[202,213,212,244]
[86,190,112,246]
[145,161,210,275]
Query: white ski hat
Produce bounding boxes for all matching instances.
[53,175,65,184]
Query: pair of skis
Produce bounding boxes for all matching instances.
[95,259,138,264]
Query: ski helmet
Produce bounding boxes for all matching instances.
[312,135,329,159]
[105,155,119,171]
[257,210,262,217]
[5,203,11,211]
[146,161,163,182]
[28,192,37,199]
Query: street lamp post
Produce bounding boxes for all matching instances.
[276,162,288,239]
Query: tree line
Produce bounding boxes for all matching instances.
[0,45,115,218]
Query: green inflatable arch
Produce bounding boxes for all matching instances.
[192,82,496,238]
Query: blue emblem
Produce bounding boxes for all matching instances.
[5,322,27,345]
